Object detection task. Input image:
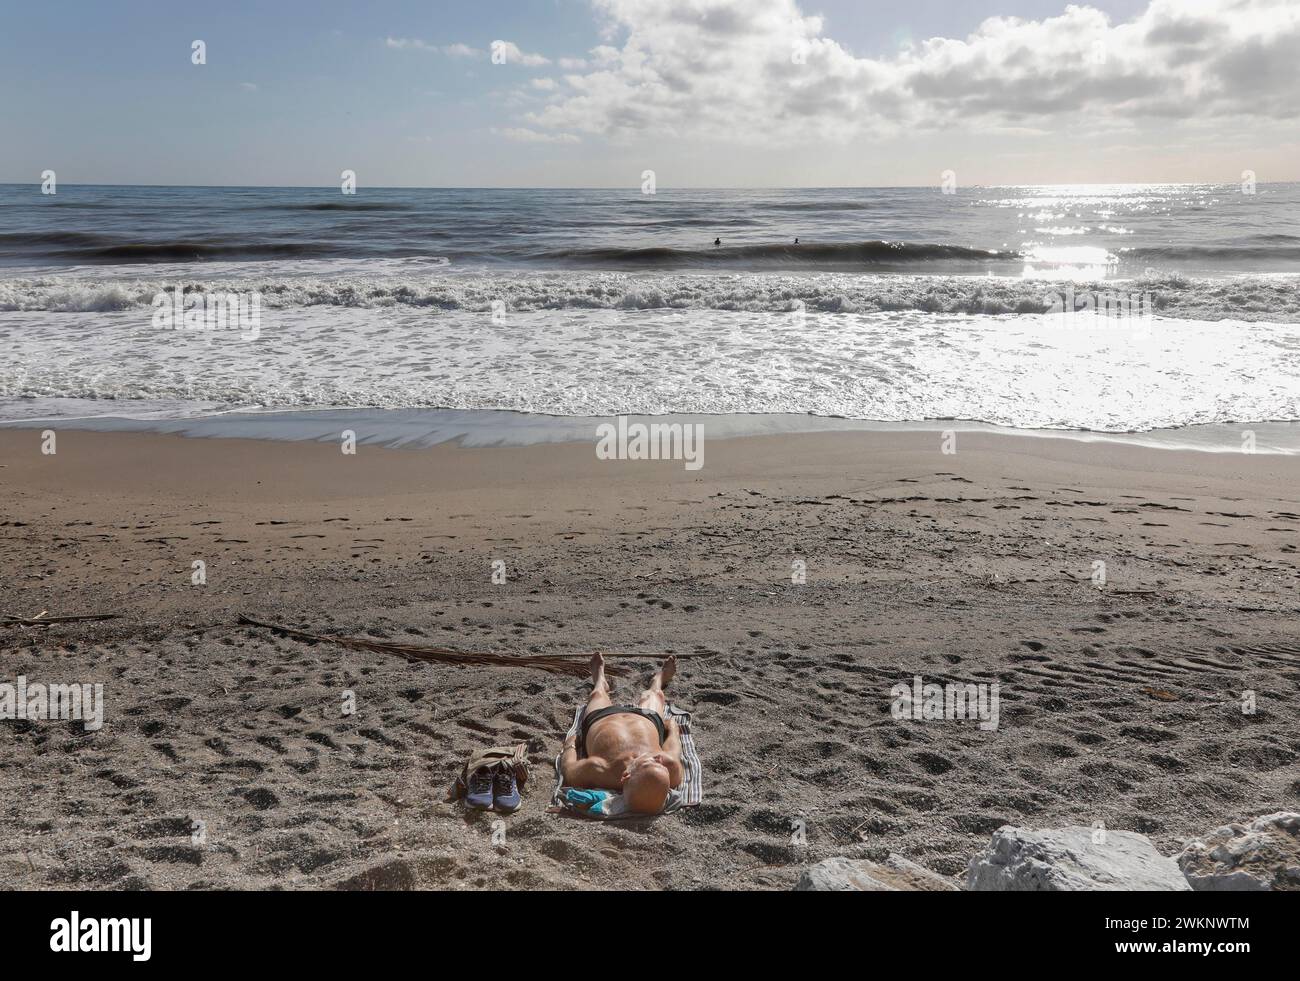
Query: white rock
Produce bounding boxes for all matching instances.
[1177,812,1300,891]
[795,854,958,891]
[967,826,1189,891]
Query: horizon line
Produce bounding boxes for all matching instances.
[3,179,1294,192]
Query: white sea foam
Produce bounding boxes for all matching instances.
[1,267,1297,322]
[2,304,1297,432]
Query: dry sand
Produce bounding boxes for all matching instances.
[1,425,1298,890]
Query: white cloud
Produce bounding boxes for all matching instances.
[387,37,554,66]
[518,0,1300,145]
[492,127,581,144]
[385,36,437,51]
[531,78,559,91]
[239,82,258,92]
[385,38,485,57]
[443,42,483,59]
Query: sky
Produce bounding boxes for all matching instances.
[1,0,1296,187]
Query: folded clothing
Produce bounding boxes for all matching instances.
[448,743,530,803]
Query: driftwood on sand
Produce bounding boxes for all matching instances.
[239,614,705,677]
[2,611,122,627]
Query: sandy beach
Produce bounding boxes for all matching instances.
[1,423,1297,890]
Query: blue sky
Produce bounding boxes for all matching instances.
[1,0,1294,187]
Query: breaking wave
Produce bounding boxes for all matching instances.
[2,270,1297,322]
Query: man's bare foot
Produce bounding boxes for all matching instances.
[658,654,676,689]
[590,652,606,688]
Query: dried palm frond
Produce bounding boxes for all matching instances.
[238,614,630,677]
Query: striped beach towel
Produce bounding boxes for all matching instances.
[550,702,702,819]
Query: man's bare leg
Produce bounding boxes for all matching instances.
[636,654,676,715]
[586,652,613,714]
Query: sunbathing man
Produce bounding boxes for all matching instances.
[560,653,684,814]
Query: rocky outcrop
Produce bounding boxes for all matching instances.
[1177,812,1300,891]
[967,826,1189,891]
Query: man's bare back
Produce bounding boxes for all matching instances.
[560,653,684,813]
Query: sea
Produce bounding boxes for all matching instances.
[1,182,1297,443]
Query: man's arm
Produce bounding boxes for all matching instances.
[560,732,600,787]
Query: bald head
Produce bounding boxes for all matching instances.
[623,764,671,814]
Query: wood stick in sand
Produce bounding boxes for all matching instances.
[2,611,122,627]
[238,615,703,677]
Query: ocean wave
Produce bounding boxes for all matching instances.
[2,270,1297,321]
[643,217,764,228]
[1244,233,1300,243]
[7,226,1298,272]
[56,241,355,262]
[531,240,1019,267]
[0,236,1012,268]
[1129,244,1300,263]
[0,231,110,246]
[0,232,358,262]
